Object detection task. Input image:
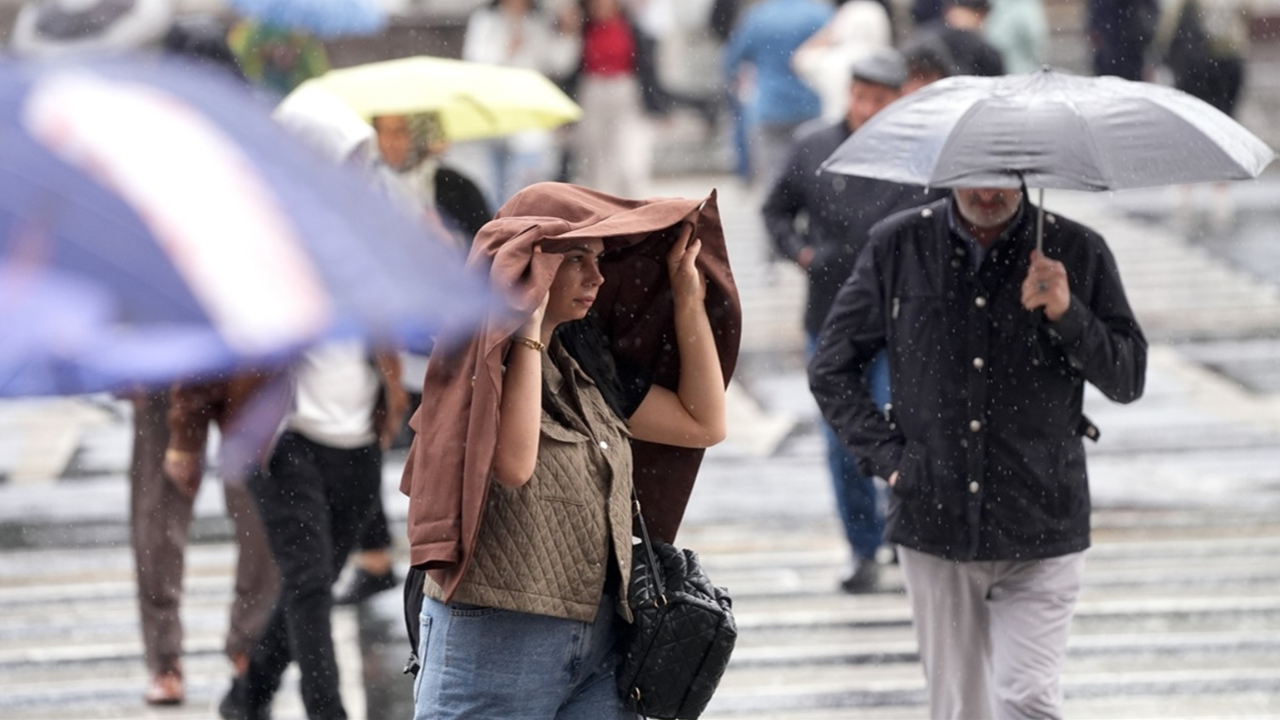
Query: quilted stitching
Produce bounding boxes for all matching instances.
[618,542,737,719]
[441,348,634,623]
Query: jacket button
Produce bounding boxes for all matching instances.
[599,441,609,450]
[969,481,980,493]
[973,357,985,370]
[974,296,987,308]
[969,419,982,432]
[922,208,933,218]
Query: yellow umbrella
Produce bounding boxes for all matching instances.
[290,55,582,142]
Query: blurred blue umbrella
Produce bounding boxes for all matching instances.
[0,56,492,396]
[225,0,385,38]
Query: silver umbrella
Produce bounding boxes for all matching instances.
[821,68,1276,251]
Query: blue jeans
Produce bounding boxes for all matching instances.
[413,595,636,720]
[808,337,891,561]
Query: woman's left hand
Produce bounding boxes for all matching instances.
[667,222,705,304]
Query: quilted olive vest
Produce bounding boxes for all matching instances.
[425,344,635,623]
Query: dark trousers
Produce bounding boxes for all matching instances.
[356,491,392,552]
[245,431,381,720]
[129,392,278,676]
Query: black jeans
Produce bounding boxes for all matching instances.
[246,431,381,720]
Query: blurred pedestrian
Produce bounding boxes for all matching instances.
[1155,0,1250,118]
[984,0,1047,74]
[208,90,408,720]
[401,182,739,719]
[791,0,892,122]
[908,0,1005,77]
[1087,0,1158,80]
[901,33,954,93]
[566,0,666,197]
[763,48,945,594]
[723,0,832,187]
[462,0,581,206]
[912,0,945,26]
[213,345,404,720]
[810,185,1147,717]
[228,20,328,97]
[1153,0,1252,223]
[372,113,493,248]
[160,373,284,707]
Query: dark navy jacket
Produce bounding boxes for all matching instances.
[762,120,944,336]
[809,196,1147,561]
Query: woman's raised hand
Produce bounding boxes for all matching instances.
[667,222,705,304]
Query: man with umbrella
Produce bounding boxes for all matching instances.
[763,48,945,594]
[809,180,1147,715]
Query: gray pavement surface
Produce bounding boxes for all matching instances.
[6,172,1280,718]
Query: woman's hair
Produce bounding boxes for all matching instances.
[541,318,649,427]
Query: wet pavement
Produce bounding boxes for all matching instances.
[6,171,1280,717]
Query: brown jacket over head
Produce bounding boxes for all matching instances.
[399,182,741,601]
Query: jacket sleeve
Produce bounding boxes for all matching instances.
[760,144,808,262]
[166,380,228,455]
[807,236,905,478]
[1046,233,1147,404]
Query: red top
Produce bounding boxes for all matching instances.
[582,16,635,76]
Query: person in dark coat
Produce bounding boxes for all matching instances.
[912,0,945,25]
[909,0,1005,77]
[809,187,1147,717]
[762,48,946,593]
[1087,0,1158,80]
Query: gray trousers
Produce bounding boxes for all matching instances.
[898,546,1085,720]
[129,392,279,676]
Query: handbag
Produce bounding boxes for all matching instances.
[616,491,737,719]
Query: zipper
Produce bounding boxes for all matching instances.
[892,297,900,320]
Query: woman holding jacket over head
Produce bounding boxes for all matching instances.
[400,182,741,718]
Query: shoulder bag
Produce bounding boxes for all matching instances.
[616,492,737,719]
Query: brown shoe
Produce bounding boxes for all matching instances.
[144,672,185,706]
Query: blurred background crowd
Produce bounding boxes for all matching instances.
[2,0,1275,200]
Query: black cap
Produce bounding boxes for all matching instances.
[850,48,908,89]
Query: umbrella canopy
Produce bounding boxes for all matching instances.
[224,0,385,38]
[821,68,1275,191]
[8,0,173,58]
[290,56,583,142]
[0,57,491,397]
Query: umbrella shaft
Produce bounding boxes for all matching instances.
[1036,187,1045,255]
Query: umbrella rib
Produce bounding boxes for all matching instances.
[1059,93,1111,191]
[930,99,1015,187]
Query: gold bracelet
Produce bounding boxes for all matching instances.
[164,448,197,463]
[513,336,546,352]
